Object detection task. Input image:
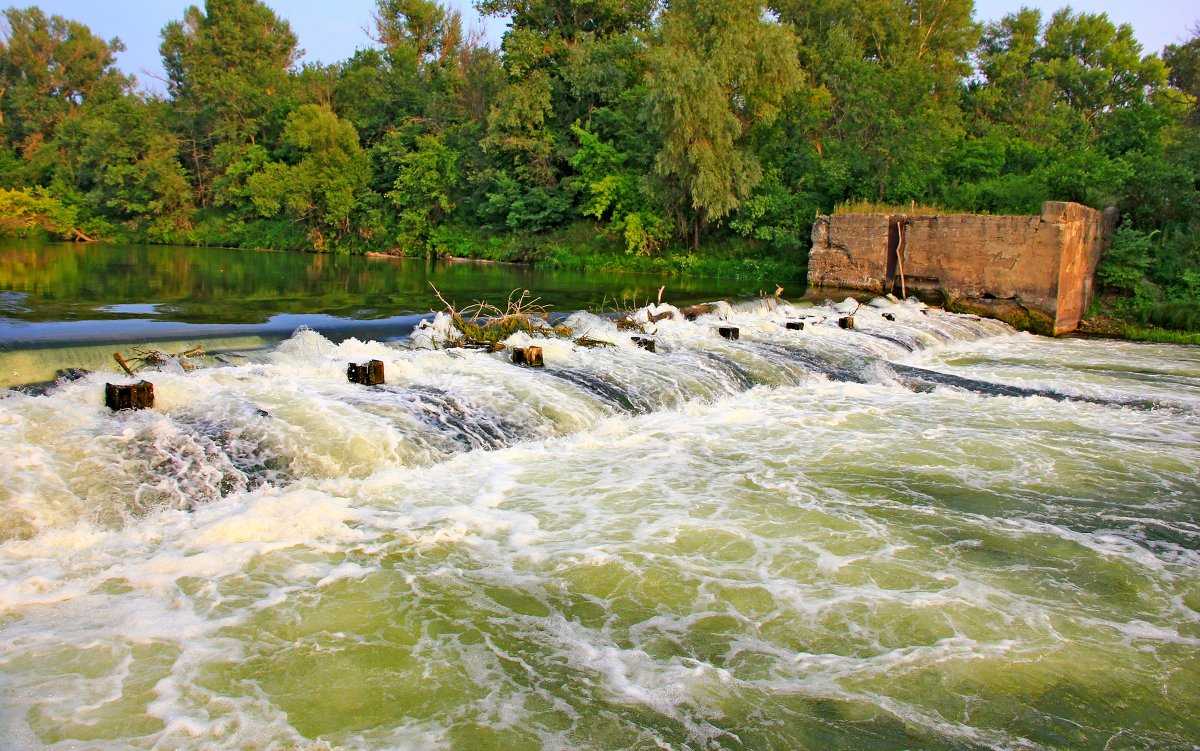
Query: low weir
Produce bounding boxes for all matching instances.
[1,297,1198,750]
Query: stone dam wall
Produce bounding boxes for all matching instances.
[807,201,1117,335]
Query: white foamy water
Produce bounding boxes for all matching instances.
[1,299,1198,750]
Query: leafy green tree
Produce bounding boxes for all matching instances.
[245,104,370,247]
[374,0,462,73]
[386,131,458,252]
[475,0,656,39]
[569,123,669,254]
[160,0,299,202]
[647,0,804,247]
[0,7,129,162]
[775,0,977,207]
[0,185,80,238]
[52,95,193,241]
[1164,24,1200,125]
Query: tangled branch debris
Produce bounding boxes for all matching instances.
[113,345,204,374]
[429,285,572,350]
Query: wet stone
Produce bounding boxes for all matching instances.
[786,321,806,331]
[839,317,856,329]
[348,359,386,386]
[719,327,740,340]
[882,313,896,321]
[105,381,154,411]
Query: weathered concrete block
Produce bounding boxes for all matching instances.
[106,381,154,411]
[512,346,544,367]
[348,359,385,385]
[718,327,740,340]
[806,201,1116,334]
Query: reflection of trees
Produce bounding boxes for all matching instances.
[0,242,751,324]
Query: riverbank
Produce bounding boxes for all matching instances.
[413,222,808,284]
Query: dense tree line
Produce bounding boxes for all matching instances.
[1,1,1198,328]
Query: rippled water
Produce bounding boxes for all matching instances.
[1,299,1198,750]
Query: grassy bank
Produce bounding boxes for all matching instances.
[427,222,808,283]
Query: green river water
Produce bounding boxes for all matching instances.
[0,243,1197,750]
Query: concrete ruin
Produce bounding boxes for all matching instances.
[807,201,1118,335]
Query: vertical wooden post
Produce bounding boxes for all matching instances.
[347,359,386,385]
[512,347,544,367]
[105,381,154,411]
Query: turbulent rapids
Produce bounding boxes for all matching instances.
[1,297,1199,750]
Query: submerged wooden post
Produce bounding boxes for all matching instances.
[839,316,855,329]
[631,336,656,352]
[512,346,544,367]
[105,381,154,411]
[347,359,386,385]
[718,327,740,340]
[785,321,805,331]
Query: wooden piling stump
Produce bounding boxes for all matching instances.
[105,381,154,411]
[718,326,740,340]
[785,321,805,331]
[347,359,386,385]
[838,316,855,329]
[512,346,544,367]
[631,336,656,352]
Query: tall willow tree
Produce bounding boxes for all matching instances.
[160,0,299,204]
[647,0,803,248]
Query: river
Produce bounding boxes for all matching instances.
[0,244,1198,750]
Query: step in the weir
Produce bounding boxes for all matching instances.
[786,321,806,331]
[105,381,154,411]
[512,346,544,367]
[348,360,385,385]
[631,336,656,352]
[718,327,740,340]
[839,317,855,329]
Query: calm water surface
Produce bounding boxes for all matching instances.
[0,248,1198,750]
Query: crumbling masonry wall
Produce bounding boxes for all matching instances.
[807,201,1117,335]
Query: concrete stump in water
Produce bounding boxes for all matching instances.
[348,360,386,385]
[839,317,855,329]
[512,346,544,367]
[105,381,154,411]
[719,327,740,340]
[786,321,806,331]
[631,336,656,352]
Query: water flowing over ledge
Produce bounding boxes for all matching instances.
[1,298,1198,750]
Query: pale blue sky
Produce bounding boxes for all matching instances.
[13,0,1200,92]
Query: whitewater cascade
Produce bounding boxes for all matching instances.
[1,297,1197,750]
